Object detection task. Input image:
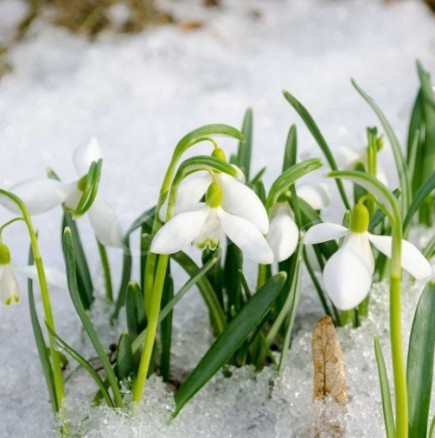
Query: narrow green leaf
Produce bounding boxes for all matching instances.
[126,281,147,340]
[351,79,412,214]
[249,167,267,186]
[374,336,395,438]
[224,243,243,316]
[117,333,134,382]
[28,289,59,413]
[423,235,435,259]
[407,281,435,437]
[266,158,322,211]
[429,415,435,438]
[63,228,125,408]
[47,325,114,407]
[406,89,423,166]
[160,272,174,382]
[174,273,286,416]
[237,108,253,180]
[282,124,297,171]
[403,172,435,233]
[62,212,94,310]
[282,90,351,209]
[97,241,113,302]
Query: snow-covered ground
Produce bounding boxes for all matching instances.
[0,0,434,436]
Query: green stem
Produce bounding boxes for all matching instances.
[0,190,65,408]
[97,241,113,302]
[389,214,407,437]
[133,254,169,402]
[256,264,268,290]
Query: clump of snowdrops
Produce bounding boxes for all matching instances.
[0,61,433,437]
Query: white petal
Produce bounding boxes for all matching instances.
[193,208,223,250]
[87,197,123,248]
[0,264,20,305]
[267,203,299,262]
[151,206,209,254]
[297,182,331,210]
[324,247,373,310]
[367,234,433,279]
[376,165,389,187]
[14,265,68,290]
[219,209,274,264]
[219,173,269,234]
[304,223,348,245]
[159,173,211,222]
[334,146,361,169]
[74,138,103,175]
[342,232,374,273]
[1,179,76,215]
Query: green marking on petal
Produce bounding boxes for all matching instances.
[0,243,11,265]
[206,183,223,208]
[350,203,370,233]
[197,239,219,251]
[5,294,20,306]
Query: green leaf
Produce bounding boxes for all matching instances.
[282,124,297,171]
[224,243,243,316]
[282,90,351,209]
[173,273,286,416]
[62,227,125,408]
[131,256,219,354]
[407,281,435,438]
[47,325,114,408]
[423,235,435,259]
[374,336,395,438]
[407,89,423,166]
[126,281,147,340]
[117,333,134,382]
[62,212,94,310]
[28,289,59,413]
[351,79,412,214]
[237,108,253,180]
[160,272,174,382]
[403,172,435,233]
[265,158,322,211]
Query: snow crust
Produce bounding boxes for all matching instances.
[0,0,434,436]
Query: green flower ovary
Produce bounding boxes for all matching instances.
[206,183,223,208]
[211,147,227,162]
[349,203,370,233]
[0,243,11,265]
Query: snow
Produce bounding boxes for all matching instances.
[0,0,434,436]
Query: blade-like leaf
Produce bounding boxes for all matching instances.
[282,124,297,171]
[63,227,124,408]
[47,325,114,408]
[374,336,395,438]
[174,273,286,416]
[282,90,351,209]
[237,108,253,180]
[351,79,411,214]
[117,333,134,382]
[407,281,435,438]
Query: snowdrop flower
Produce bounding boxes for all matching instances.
[151,181,274,264]
[0,139,122,248]
[0,242,67,306]
[266,184,330,263]
[65,138,123,247]
[304,203,432,310]
[266,201,299,262]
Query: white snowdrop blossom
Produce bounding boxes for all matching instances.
[266,202,299,262]
[151,181,274,264]
[304,203,432,310]
[0,243,67,306]
[0,139,123,248]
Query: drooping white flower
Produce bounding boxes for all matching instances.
[0,243,67,306]
[151,182,274,264]
[266,202,299,262]
[297,182,331,210]
[0,139,123,248]
[64,138,123,248]
[304,203,432,310]
[159,170,269,235]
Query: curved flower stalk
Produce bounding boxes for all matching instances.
[0,138,122,248]
[152,180,273,264]
[304,203,432,311]
[0,242,67,305]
